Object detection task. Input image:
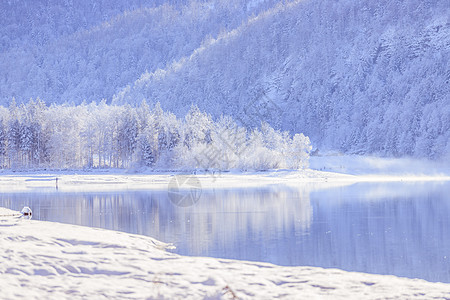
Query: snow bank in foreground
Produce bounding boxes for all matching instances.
[1,211,449,299]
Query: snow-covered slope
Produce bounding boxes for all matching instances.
[1,211,450,299]
[1,0,449,159]
[113,0,450,158]
[0,0,169,51]
[0,0,276,105]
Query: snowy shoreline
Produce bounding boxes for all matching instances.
[0,155,448,192]
[0,168,449,193]
[1,207,450,299]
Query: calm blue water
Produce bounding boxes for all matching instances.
[1,181,449,283]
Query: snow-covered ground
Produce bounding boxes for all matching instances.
[0,155,448,193]
[0,169,351,193]
[1,207,450,299]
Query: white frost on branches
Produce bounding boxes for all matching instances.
[0,101,311,171]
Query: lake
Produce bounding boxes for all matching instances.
[1,180,449,283]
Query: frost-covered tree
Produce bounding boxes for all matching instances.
[184,104,212,149]
[0,120,7,168]
[287,134,312,170]
[137,132,156,167]
[117,108,139,168]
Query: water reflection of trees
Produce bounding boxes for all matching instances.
[0,186,312,263]
[163,186,313,258]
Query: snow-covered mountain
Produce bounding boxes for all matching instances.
[1,0,449,158]
[0,0,276,104]
[113,0,450,158]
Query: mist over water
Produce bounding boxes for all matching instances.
[1,181,449,283]
[310,155,450,176]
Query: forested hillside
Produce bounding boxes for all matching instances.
[1,0,449,160]
[114,0,450,159]
[0,0,169,50]
[0,0,276,104]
